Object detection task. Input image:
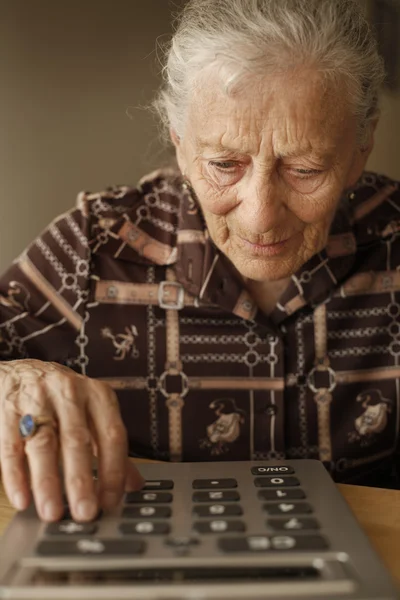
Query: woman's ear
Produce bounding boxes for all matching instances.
[360,116,378,157]
[169,128,187,174]
[170,128,180,148]
[346,119,378,188]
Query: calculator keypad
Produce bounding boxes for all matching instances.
[36,465,329,560]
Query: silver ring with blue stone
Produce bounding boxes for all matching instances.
[19,414,55,440]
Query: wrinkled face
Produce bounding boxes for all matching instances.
[172,70,372,281]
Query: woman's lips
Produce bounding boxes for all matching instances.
[238,235,293,257]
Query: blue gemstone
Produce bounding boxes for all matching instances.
[19,414,35,438]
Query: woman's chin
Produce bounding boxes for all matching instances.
[228,240,307,281]
[234,259,296,282]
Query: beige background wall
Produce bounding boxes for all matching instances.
[0,0,179,273]
[0,0,399,274]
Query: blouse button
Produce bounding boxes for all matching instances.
[265,405,278,417]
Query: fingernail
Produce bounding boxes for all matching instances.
[77,498,97,521]
[125,475,146,492]
[13,492,27,511]
[138,477,146,490]
[43,500,59,521]
[101,491,119,509]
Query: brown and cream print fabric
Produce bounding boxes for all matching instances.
[0,169,399,486]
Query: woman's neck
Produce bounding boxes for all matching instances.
[244,277,291,315]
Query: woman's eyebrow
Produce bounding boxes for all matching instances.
[197,138,333,161]
[276,149,334,162]
[196,139,240,153]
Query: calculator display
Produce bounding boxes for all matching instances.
[30,565,319,585]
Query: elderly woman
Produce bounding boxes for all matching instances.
[0,0,399,524]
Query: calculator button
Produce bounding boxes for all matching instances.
[125,491,173,503]
[258,489,306,500]
[218,534,328,553]
[251,466,295,476]
[143,480,174,490]
[193,504,243,517]
[254,476,300,487]
[46,521,98,536]
[122,506,172,519]
[119,521,170,535]
[219,536,270,552]
[268,517,320,531]
[271,535,328,551]
[263,502,313,515]
[193,520,246,533]
[36,539,145,556]
[193,491,240,502]
[192,479,238,489]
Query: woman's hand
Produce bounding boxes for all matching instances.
[0,359,144,522]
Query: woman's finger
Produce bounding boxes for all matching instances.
[125,459,146,492]
[50,373,98,522]
[24,421,64,522]
[13,374,65,522]
[0,400,30,511]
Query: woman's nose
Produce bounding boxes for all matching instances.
[236,180,286,235]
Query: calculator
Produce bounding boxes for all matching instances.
[0,459,398,599]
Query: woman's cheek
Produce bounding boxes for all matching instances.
[195,181,238,216]
[295,171,345,223]
[289,187,340,224]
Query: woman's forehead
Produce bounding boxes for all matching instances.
[187,71,355,157]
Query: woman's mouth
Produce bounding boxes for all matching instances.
[238,235,294,257]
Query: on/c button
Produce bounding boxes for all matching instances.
[251,466,295,476]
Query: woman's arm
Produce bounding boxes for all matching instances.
[0,197,144,518]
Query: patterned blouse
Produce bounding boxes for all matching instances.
[1,169,399,487]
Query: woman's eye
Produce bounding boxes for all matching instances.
[285,168,325,193]
[293,168,322,178]
[207,161,243,185]
[209,161,238,171]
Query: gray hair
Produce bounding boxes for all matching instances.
[153,0,385,146]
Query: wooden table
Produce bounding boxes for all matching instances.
[1,462,399,587]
